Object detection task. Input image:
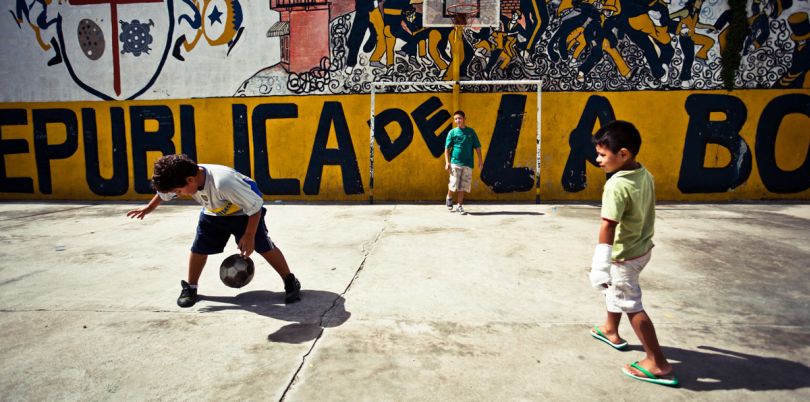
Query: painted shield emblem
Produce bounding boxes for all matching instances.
[56,0,174,100]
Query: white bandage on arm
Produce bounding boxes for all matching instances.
[589,243,613,289]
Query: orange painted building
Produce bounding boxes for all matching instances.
[269,0,332,73]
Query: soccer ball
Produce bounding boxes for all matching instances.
[219,254,255,288]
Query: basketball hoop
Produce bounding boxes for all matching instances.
[446,2,479,26]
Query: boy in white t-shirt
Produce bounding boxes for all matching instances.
[127,154,301,307]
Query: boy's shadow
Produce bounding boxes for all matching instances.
[626,345,810,391]
[198,290,350,344]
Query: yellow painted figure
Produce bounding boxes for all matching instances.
[175,0,244,58]
[566,0,632,81]
[475,22,519,70]
[379,0,413,67]
[777,12,810,88]
[600,0,632,78]
[12,0,63,66]
[403,8,449,71]
[628,2,672,46]
[670,0,715,60]
[368,2,388,65]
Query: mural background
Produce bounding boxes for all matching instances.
[0,0,808,201]
[2,0,809,101]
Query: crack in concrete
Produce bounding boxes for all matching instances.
[279,206,395,402]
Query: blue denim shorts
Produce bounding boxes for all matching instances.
[191,207,275,255]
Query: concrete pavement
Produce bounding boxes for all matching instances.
[1,202,809,401]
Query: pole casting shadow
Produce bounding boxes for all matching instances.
[626,345,810,391]
[198,290,350,344]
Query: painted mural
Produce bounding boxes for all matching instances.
[3,0,810,101]
[1,1,808,202]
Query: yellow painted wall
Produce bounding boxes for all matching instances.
[1,89,808,201]
[372,92,538,201]
[540,90,810,201]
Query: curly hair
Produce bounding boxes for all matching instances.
[151,154,198,193]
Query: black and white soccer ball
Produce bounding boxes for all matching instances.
[219,254,255,288]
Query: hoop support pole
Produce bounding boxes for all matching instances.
[369,84,376,204]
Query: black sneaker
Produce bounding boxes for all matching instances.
[284,273,301,304]
[446,197,453,210]
[177,280,198,308]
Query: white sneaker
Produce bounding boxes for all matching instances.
[455,205,467,215]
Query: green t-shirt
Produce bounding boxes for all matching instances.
[445,127,481,168]
[600,165,655,261]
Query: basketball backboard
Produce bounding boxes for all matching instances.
[422,0,500,28]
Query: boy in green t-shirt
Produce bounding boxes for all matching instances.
[444,110,482,215]
[588,120,678,387]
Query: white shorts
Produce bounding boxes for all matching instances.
[604,250,652,313]
[448,164,473,192]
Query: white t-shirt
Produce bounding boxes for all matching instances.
[158,164,263,217]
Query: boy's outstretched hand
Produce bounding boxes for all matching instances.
[126,205,155,220]
[127,194,162,219]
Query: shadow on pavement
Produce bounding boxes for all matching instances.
[465,211,544,216]
[626,345,810,391]
[197,289,350,344]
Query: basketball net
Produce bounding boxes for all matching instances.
[446,2,479,26]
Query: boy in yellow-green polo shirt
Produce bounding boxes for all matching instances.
[588,120,678,387]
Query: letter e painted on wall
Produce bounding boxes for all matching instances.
[0,109,34,193]
[411,96,452,158]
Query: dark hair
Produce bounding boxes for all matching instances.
[592,120,641,156]
[453,110,465,118]
[151,154,198,192]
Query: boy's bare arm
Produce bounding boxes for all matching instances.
[126,194,162,220]
[598,218,617,244]
[444,148,451,170]
[475,147,483,169]
[237,211,261,257]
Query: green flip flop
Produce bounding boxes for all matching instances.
[622,361,679,387]
[590,326,628,350]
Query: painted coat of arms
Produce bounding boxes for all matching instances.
[54,0,175,100]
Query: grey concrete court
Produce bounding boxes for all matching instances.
[1,201,809,401]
